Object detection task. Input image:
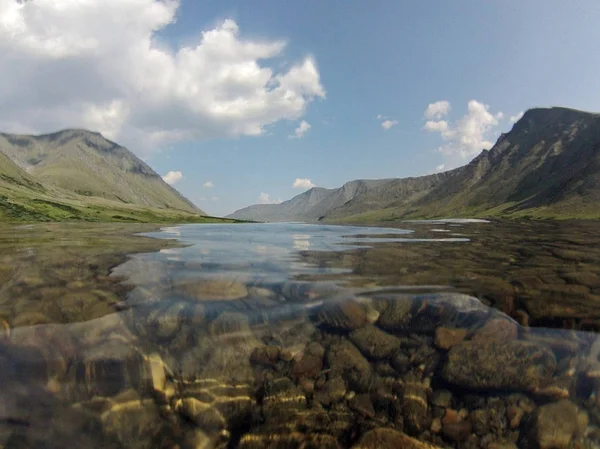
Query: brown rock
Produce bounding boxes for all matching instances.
[352,428,442,449]
[431,418,442,434]
[443,341,556,391]
[530,400,588,449]
[250,345,281,368]
[292,350,323,379]
[326,340,371,392]
[177,278,248,300]
[350,324,402,359]
[349,394,375,419]
[434,327,467,350]
[471,318,518,342]
[506,405,524,429]
[376,299,413,333]
[442,420,472,442]
[317,300,368,331]
[442,408,460,425]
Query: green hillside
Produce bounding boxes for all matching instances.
[0,130,235,224]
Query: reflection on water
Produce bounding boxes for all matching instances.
[1,221,600,448]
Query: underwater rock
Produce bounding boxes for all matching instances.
[434,327,467,350]
[402,373,431,434]
[529,400,588,449]
[176,279,248,301]
[349,393,376,419]
[325,339,371,392]
[291,342,324,380]
[349,324,402,359]
[443,341,556,391]
[316,299,368,331]
[352,428,442,449]
[376,298,413,332]
[471,318,518,342]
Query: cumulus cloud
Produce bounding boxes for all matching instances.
[435,164,445,172]
[423,100,503,161]
[292,178,315,189]
[289,120,311,139]
[258,192,281,204]
[424,101,451,119]
[509,111,524,123]
[162,170,183,185]
[203,181,214,188]
[381,120,398,130]
[0,1,325,154]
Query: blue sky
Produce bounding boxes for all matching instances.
[2,0,600,216]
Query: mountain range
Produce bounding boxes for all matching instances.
[228,107,600,223]
[0,129,216,223]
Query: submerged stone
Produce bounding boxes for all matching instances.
[434,327,467,350]
[443,341,556,391]
[325,339,371,392]
[316,299,368,331]
[349,324,402,359]
[529,400,588,449]
[352,428,442,449]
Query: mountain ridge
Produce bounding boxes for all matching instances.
[228,106,600,222]
[0,129,220,223]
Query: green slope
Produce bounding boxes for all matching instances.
[0,130,202,214]
[0,130,237,224]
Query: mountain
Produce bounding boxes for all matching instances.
[229,107,600,223]
[227,179,393,222]
[0,129,214,223]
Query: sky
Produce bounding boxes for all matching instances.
[1,1,600,216]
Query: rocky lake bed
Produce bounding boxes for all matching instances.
[1,220,600,448]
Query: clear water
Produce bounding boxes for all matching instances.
[1,222,599,449]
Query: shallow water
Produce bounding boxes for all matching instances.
[1,221,600,448]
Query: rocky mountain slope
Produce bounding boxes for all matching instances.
[228,179,393,222]
[229,107,600,223]
[0,129,214,222]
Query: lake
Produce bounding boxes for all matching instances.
[1,220,599,448]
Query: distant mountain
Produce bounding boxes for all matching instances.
[228,107,600,222]
[0,129,212,222]
[227,179,393,222]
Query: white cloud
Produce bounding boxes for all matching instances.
[292,178,315,189]
[376,114,384,120]
[203,181,214,188]
[509,111,524,123]
[423,120,450,134]
[0,2,325,154]
[424,101,451,119]
[424,100,503,161]
[212,196,219,201]
[435,164,445,172]
[289,120,311,139]
[381,120,398,130]
[258,192,281,204]
[162,170,183,185]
